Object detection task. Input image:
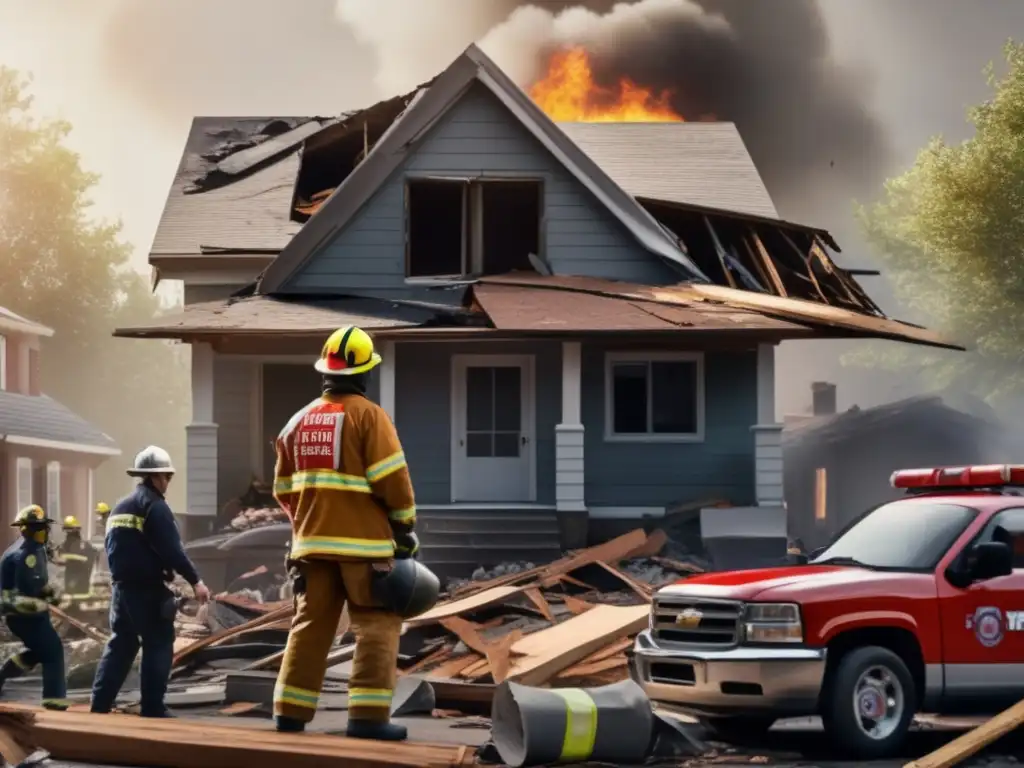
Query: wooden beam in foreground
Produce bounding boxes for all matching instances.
[0,704,476,768]
[903,698,1024,768]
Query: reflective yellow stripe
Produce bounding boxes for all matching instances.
[290,470,372,494]
[388,506,417,524]
[274,477,294,495]
[41,699,71,710]
[62,554,89,562]
[13,597,47,614]
[68,593,94,600]
[1,590,12,603]
[366,451,407,483]
[12,653,32,670]
[107,514,144,533]
[273,683,319,709]
[349,687,393,708]
[550,688,598,762]
[291,536,395,559]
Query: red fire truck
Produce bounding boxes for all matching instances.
[631,465,1024,759]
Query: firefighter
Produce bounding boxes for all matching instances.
[92,502,112,585]
[0,506,69,709]
[90,446,211,718]
[56,516,98,601]
[273,326,419,741]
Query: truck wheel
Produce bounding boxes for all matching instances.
[698,716,776,743]
[821,646,915,760]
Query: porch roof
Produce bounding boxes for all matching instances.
[0,390,120,456]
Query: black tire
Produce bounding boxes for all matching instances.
[698,715,776,743]
[821,645,916,760]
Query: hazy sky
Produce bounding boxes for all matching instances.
[0,0,1018,278]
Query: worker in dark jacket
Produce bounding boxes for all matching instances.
[0,506,69,709]
[56,516,98,600]
[90,446,211,718]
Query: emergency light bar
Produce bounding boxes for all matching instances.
[890,465,1024,490]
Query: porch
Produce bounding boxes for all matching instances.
[184,337,784,573]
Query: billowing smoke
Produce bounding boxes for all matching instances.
[336,0,891,224]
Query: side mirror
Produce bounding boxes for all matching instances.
[971,541,1014,581]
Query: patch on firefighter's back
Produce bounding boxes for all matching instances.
[965,606,1024,647]
[24,554,35,568]
[294,409,344,469]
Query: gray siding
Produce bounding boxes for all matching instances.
[582,342,757,508]
[285,84,678,296]
[213,356,255,506]
[394,340,560,505]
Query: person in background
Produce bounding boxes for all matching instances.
[90,446,211,718]
[56,516,98,600]
[0,506,69,709]
[272,326,418,741]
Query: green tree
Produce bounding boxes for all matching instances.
[0,66,188,516]
[853,41,1024,404]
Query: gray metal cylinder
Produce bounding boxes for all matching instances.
[491,679,653,767]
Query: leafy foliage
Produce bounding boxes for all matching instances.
[0,66,188,513]
[853,41,1024,403]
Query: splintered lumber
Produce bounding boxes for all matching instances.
[0,704,475,768]
[408,586,527,627]
[243,605,350,671]
[595,561,653,602]
[902,697,1024,768]
[429,654,484,679]
[523,588,554,621]
[50,605,109,643]
[173,605,292,668]
[506,604,650,686]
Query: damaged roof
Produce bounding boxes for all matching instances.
[114,295,439,338]
[0,390,120,454]
[557,122,779,220]
[256,43,712,293]
[149,117,313,255]
[0,305,53,337]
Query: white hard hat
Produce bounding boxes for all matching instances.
[128,445,175,476]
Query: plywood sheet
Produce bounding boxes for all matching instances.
[408,586,525,626]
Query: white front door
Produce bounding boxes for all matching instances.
[451,355,535,503]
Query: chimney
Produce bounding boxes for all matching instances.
[811,382,837,416]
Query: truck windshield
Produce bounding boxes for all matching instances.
[811,500,978,570]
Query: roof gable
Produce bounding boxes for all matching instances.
[257,44,709,294]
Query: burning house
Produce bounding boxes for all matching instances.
[117,44,956,584]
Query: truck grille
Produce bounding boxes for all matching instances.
[652,596,743,646]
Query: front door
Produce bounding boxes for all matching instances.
[939,506,1024,710]
[451,355,534,503]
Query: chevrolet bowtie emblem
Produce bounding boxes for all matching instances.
[675,608,703,628]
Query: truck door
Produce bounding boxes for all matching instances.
[938,506,1024,711]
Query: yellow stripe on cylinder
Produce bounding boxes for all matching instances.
[550,688,598,762]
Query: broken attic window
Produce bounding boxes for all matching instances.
[405,178,542,279]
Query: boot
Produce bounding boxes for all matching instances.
[140,708,175,718]
[275,715,306,733]
[0,657,25,695]
[346,719,408,741]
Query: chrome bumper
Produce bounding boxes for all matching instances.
[630,629,826,717]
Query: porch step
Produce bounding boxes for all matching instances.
[415,508,563,581]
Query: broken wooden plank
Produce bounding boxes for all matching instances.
[523,588,554,621]
[0,703,474,768]
[427,654,483,680]
[220,701,263,716]
[747,230,787,297]
[626,528,667,559]
[407,586,527,627]
[401,645,454,677]
[703,217,737,289]
[902,696,1024,768]
[556,654,628,680]
[562,595,596,615]
[484,629,522,685]
[506,604,650,686]
[594,561,652,602]
[174,606,292,668]
[50,605,109,643]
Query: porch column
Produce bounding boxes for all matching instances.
[185,342,218,541]
[379,340,396,422]
[555,341,587,548]
[751,343,784,507]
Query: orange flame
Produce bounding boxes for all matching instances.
[529,47,683,123]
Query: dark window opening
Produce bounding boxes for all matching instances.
[407,180,465,277]
[481,182,541,275]
[406,179,542,278]
[609,358,700,436]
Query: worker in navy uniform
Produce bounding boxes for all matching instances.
[0,505,69,709]
[90,446,211,717]
[56,515,98,601]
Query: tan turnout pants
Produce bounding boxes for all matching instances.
[274,559,402,724]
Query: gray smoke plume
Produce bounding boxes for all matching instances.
[337,0,891,223]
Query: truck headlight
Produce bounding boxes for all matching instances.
[744,602,803,644]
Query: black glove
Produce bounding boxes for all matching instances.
[287,561,306,594]
[394,531,420,560]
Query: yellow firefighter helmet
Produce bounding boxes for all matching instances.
[314,326,381,376]
[62,516,81,531]
[95,502,111,515]
[12,505,53,528]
